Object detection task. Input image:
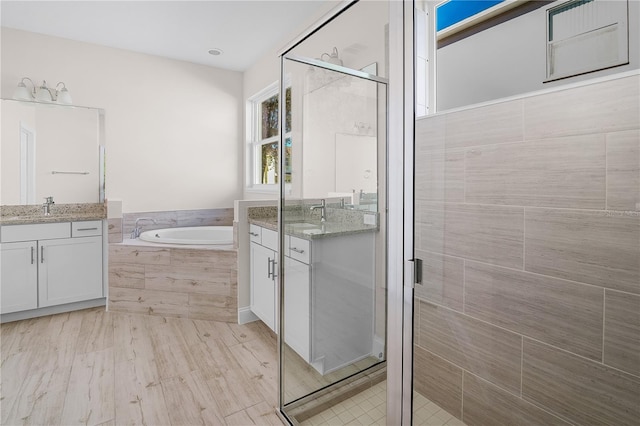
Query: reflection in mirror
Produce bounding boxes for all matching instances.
[1,99,104,205]
[281,56,387,410]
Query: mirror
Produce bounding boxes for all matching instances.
[1,99,104,205]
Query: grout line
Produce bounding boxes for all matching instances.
[605,133,608,210]
[462,259,466,314]
[520,337,524,397]
[416,248,630,294]
[602,288,607,365]
[523,208,526,271]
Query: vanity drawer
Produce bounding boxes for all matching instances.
[249,224,262,244]
[288,236,310,264]
[1,222,71,243]
[261,227,278,251]
[72,220,102,237]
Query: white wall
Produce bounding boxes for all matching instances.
[434,0,640,111]
[1,28,243,213]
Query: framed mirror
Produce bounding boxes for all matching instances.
[1,99,105,205]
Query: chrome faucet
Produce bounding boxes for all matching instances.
[43,196,55,216]
[309,199,326,222]
[131,217,157,239]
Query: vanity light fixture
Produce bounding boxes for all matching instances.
[13,77,73,105]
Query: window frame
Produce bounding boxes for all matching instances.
[246,80,291,192]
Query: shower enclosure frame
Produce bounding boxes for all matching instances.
[275,1,415,424]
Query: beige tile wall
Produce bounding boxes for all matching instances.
[414,74,640,426]
[108,245,237,322]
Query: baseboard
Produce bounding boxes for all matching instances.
[1,298,106,323]
[238,306,259,324]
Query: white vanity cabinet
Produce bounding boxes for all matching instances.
[0,241,38,313]
[249,224,278,331]
[284,241,311,362]
[0,221,103,316]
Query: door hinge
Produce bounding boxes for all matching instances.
[405,258,423,289]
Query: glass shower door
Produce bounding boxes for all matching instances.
[279,56,388,424]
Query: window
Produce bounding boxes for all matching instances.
[546,0,629,81]
[248,82,291,189]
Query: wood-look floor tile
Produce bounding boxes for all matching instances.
[109,287,189,317]
[171,248,237,268]
[75,308,114,354]
[60,348,115,426]
[245,400,285,425]
[225,409,258,425]
[161,370,226,425]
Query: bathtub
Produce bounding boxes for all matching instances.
[139,226,233,245]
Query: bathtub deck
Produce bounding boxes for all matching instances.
[108,241,237,321]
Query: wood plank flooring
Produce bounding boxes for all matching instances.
[0,307,284,426]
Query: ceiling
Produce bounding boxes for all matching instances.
[0,1,332,71]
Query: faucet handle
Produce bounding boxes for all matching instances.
[44,196,55,204]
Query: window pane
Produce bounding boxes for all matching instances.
[261,95,279,139]
[260,142,279,184]
[284,137,292,183]
[261,88,292,139]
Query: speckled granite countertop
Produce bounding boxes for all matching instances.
[0,203,106,225]
[249,216,378,240]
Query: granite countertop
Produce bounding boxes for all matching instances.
[0,203,107,226]
[249,216,378,240]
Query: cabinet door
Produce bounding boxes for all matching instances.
[284,256,310,361]
[38,236,103,307]
[1,241,38,314]
[250,242,276,331]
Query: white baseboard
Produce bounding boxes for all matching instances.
[238,306,259,324]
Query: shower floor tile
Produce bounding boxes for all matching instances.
[299,380,466,426]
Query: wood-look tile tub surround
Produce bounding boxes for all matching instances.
[414,75,640,426]
[108,208,237,322]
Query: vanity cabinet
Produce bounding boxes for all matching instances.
[0,221,103,315]
[249,224,278,331]
[249,222,375,374]
[0,241,38,313]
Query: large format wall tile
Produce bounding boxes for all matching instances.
[122,211,178,236]
[523,339,640,426]
[444,99,523,149]
[465,135,606,209]
[414,249,464,312]
[415,150,465,202]
[176,208,234,227]
[415,113,446,151]
[414,346,463,419]
[604,290,640,376]
[416,202,524,269]
[524,75,640,139]
[607,129,640,211]
[418,300,522,393]
[465,261,603,360]
[463,372,570,426]
[525,208,640,294]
